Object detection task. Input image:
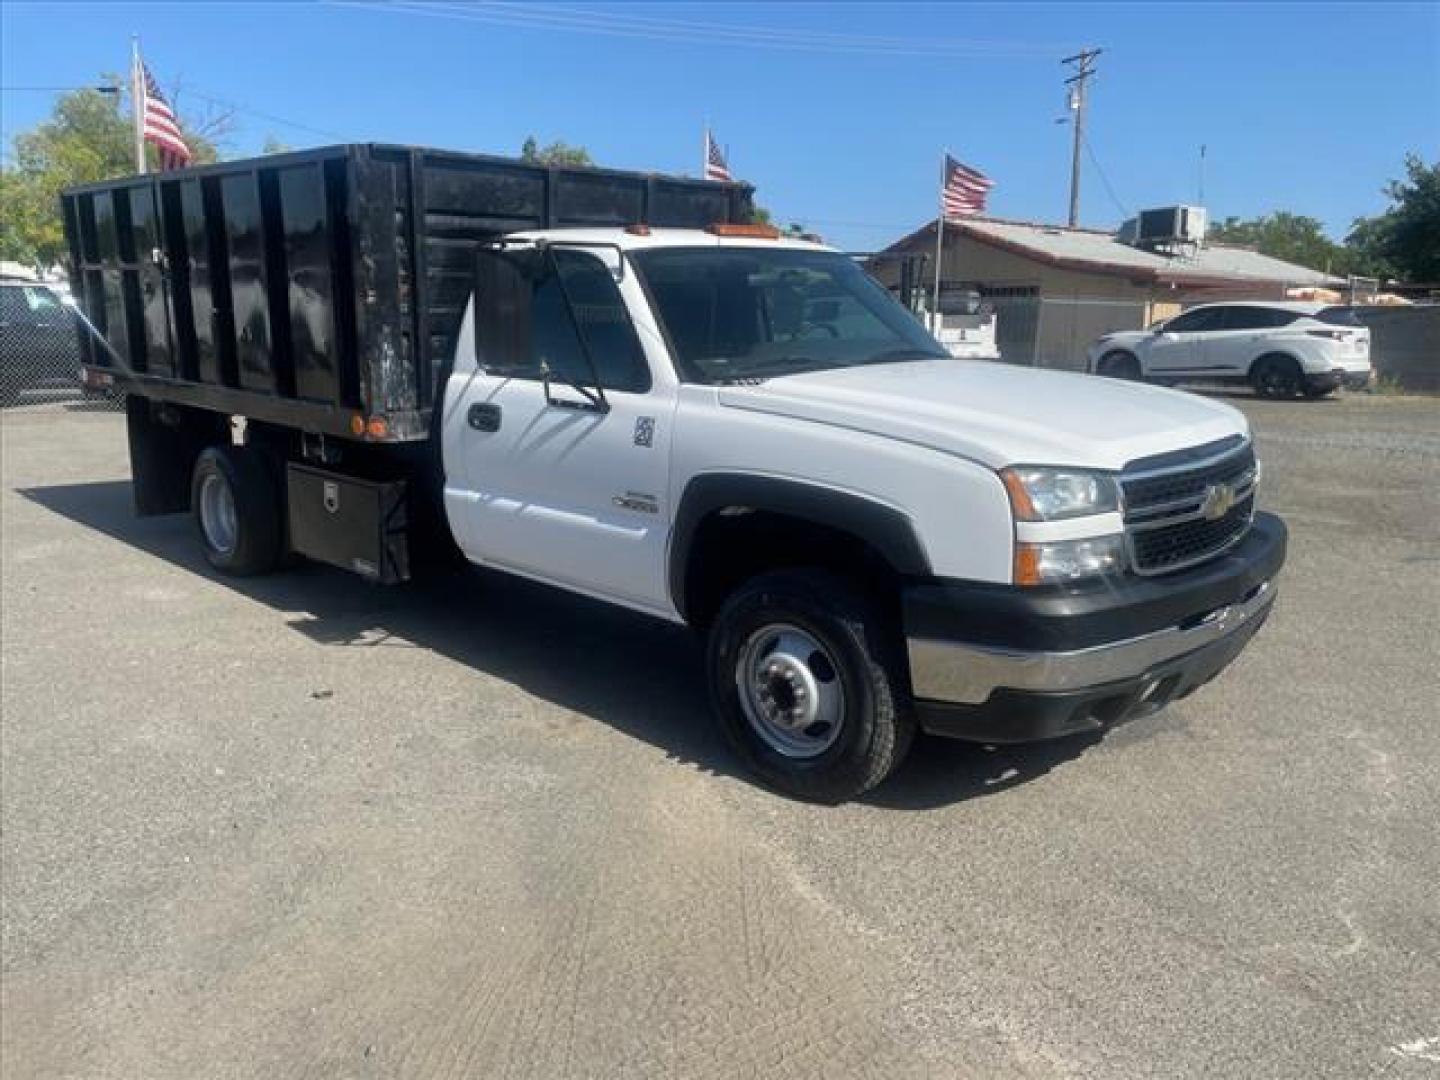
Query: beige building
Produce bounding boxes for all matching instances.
[872,217,1342,369]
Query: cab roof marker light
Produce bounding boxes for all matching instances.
[707,222,781,239]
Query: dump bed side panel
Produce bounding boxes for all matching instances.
[61,144,754,442]
[65,147,373,438]
[404,147,753,414]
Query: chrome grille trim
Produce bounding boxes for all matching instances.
[1126,469,1259,530]
[1120,439,1258,576]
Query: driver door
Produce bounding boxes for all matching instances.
[443,246,677,615]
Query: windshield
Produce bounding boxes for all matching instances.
[632,247,947,383]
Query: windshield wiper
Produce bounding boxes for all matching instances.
[867,347,948,363]
[707,355,821,383]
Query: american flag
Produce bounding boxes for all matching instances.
[140,63,192,171]
[704,130,732,182]
[941,155,993,219]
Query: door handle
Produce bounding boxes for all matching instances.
[468,401,502,432]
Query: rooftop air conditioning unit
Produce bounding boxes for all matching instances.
[1134,205,1207,246]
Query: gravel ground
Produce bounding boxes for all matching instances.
[2,392,1437,1079]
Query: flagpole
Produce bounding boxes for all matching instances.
[130,35,146,174]
[932,151,945,335]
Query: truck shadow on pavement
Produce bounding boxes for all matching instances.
[19,479,1103,810]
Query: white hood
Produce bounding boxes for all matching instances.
[716,360,1247,471]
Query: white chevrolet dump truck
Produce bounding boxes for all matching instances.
[63,145,1286,802]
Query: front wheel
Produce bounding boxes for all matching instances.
[706,569,915,803]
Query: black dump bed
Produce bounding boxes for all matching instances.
[61,144,753,441]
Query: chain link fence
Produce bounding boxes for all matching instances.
[0,281,125,413]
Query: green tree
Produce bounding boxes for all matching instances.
[1344,155,1440,283]
[1206,211,1344,274]
[261,135,293,155]
[1340,215,1397,280]
[519,136,593,167]
[0,81,221,269]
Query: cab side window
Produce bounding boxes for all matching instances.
[487,250,650,393]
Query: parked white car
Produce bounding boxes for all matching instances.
[1087,301,1372,398]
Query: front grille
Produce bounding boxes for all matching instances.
[1122,440,1258,575]
[1129,493,1255,573]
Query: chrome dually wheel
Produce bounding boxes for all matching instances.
[189,444,283,576]
[707,569,915,802]
[736,622,847,758]
[198,471,239,556]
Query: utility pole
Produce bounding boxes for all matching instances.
[1062,48,1100,228]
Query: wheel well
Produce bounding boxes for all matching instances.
[682,509,902,630]
[1249,351,1301,377]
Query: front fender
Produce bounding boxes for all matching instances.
[667,472,931,621]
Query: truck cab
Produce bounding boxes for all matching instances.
[438,226,1286,800]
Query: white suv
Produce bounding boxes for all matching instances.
[1088,301,1372,398]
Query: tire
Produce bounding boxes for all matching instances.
[706,568,915,803]
[190,444,283,576]
[1251,354,1302,399]
[1096,350,1142,381]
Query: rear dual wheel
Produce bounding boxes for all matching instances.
[191,445,283,575]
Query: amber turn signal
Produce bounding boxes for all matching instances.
[1013,543,1044,587]
[1000,469,1039,521]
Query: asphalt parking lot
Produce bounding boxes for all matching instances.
[2,392,1437,1079]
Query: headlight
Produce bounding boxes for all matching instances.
[1015,535,1126,585]
[1001,466,1120,521]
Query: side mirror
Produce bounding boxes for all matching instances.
[473,248,537,371]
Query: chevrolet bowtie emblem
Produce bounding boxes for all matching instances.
[1200,482,1237,521]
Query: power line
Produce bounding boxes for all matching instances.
[472,0,1070,54]
[181,87,350,142]
[1081,135,1130,220]
[1,84,120,94]
[336,1,1071,58]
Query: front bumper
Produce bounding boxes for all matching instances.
[903,511,1287,742]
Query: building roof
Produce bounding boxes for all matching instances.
[885,217,1343,289]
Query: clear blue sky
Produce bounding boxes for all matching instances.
[3,1,1436,250]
